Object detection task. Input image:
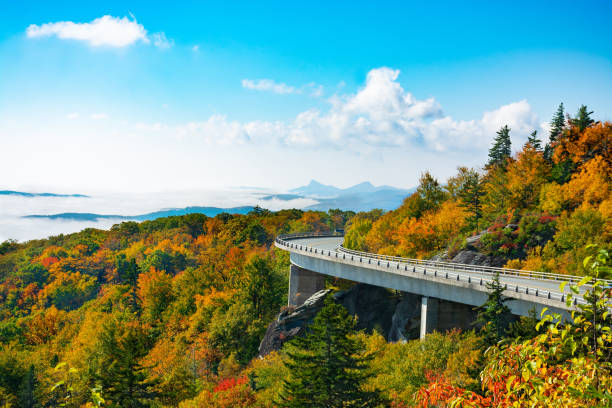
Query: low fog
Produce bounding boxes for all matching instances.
[0,189,319,242]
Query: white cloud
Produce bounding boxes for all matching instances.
[539,121,551,139]
[308,83,324,98]
[242,79,297,94]
[26,15,171,48]
[151,32,173,49]
[66,112,79,119]
[192,45,200,52]
[142,67,542,153]
[176,115,251,145]
[423,100,539,151]
[242,78,324,97]
[90,113,108,120]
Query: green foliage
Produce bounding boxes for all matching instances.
[505,308,540,341]
[416,171,446,215]
[364,330,481,404]
[0,346,30,407]
[92,316,158,407]
[553,208,605,254]
[0,240,19,256]
[550,159,575,184]
[248,351,288,407]
[18,263,48,286]
[115,253,140,285]
[573,104,595,131]
[141,249,185,275]
[480,165,509,223]
[545,102,565,161]
[515,213,557,250]
[343,217,373,251]
[453,167,484,228]
[278,297,383,407]
[526,130,542,150]
[487,125,512,168]
[480,213,556,259]
[0,319,22,344]
[572,246,612,366]
[46,273,98,311]
[238,255,285,320]
[476,272,512,347]
[208,302,265,365]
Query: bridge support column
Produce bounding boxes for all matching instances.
[420,296,439,339]
[288,264,325,307]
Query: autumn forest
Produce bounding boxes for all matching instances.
[0,104,611,407]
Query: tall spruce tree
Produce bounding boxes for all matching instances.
[573,104,595,131]
[18,365,37,408]
[487,125,512,168]
[544,103,565,161]
[526,130,542,150]
[94,317,158,407]
[476,272,512,347]
[457,168,484,229]
[278,297,383,408]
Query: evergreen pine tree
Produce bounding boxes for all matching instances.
[95,317,158,407]
[487,125,512,168]
[18,365,37,408]
[457,169,484,228]
[526,130,542,150]
[544,103,565,161]
[476,272,512,347]
[573,104,595,131]
[278,297,383,408]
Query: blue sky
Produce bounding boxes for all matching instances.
[1,1,611,192]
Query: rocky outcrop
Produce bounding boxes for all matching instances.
[258,289,331,357]
[432,230,508,267]
[450,249,507,267]
[258,284,423,357]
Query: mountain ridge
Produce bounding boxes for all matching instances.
[290,179,412,197]
[23,206,255,222]
[0,190,89,198]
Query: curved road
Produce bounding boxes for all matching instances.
[286,235,589,303]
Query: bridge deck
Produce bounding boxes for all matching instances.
[290,236,575,295]
[275,234,601,317]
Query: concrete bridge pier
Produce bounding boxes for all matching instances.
[288,264,326,306]
[420,296,439,339]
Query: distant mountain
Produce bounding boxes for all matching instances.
[24,213,124,221]
[23,206,255,222]
[340,181,379,194]
[133,206,254,221]
[306,189,412,212]
[341,181,406,195]
[0,190,88,198]
[289,180,342,198]
[288,180,415,211]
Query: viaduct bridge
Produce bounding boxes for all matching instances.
[275,233,602,339]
